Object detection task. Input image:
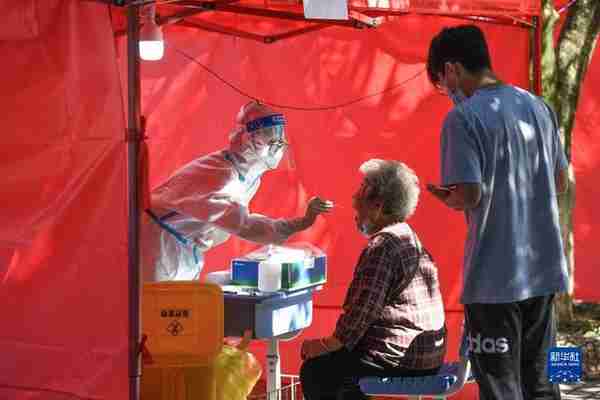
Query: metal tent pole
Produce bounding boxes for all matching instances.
[126,2,142,400]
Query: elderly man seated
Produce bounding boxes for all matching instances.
[299,159,447,400]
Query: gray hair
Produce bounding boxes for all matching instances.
[359,159,420,221]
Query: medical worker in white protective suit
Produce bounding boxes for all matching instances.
[143,101,333,281]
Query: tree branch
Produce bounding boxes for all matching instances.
[555,0,600,160]
[541,0,559,104]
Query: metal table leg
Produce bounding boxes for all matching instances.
[266,338,281,400]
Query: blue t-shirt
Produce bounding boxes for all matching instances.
[441,84,568,304]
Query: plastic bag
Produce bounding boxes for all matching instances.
[215,331,262,400]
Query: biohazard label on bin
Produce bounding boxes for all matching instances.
[160,308,190,318]
[166,320,185,336]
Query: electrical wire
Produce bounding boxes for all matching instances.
[170,44,426,111]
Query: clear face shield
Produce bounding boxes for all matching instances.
[246,115,295,171]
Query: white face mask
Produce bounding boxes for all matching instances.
[262,146,285,169]
[440,64,467,106]
[355,204,382,238]
[252,140,285,170]
[250,125,288,170]
[358,220,375,237]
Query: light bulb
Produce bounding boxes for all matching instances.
[139,39,164,61]
[139,4,164,61]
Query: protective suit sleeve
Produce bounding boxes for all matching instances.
[214,208,293,245]
[151,156,295,245]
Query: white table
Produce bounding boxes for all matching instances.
[223,287,319,400]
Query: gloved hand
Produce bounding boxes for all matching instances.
[279,197,334,237]
[304,197,334,224]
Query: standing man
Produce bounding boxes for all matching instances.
[425,25,569,400]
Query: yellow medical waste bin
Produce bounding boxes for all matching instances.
[141,282,223,400]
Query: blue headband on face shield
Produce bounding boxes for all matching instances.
[246,114,286,134]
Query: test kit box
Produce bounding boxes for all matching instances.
[230,243,326,291]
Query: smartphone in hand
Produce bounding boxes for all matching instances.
[427,184,451,192]
[427,183,455,192]
[426,184,456,199]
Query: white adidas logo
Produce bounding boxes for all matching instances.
[467,333,510,354]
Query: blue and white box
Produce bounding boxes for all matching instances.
[230,242,327,291]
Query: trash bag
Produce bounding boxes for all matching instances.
[215,330,262,400]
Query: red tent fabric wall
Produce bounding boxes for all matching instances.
[0,1,128,399]
[572,49,600,302]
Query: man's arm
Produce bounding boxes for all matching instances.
[429,109,482,210]
[427,183,481,210]
[274,197,333,237]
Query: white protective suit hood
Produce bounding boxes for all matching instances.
[228,101,288,180]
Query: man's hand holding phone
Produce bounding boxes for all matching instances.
[426,183,456,202]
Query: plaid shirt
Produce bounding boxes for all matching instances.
[334,222,446,370]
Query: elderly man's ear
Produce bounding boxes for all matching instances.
[370,200,383,210]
